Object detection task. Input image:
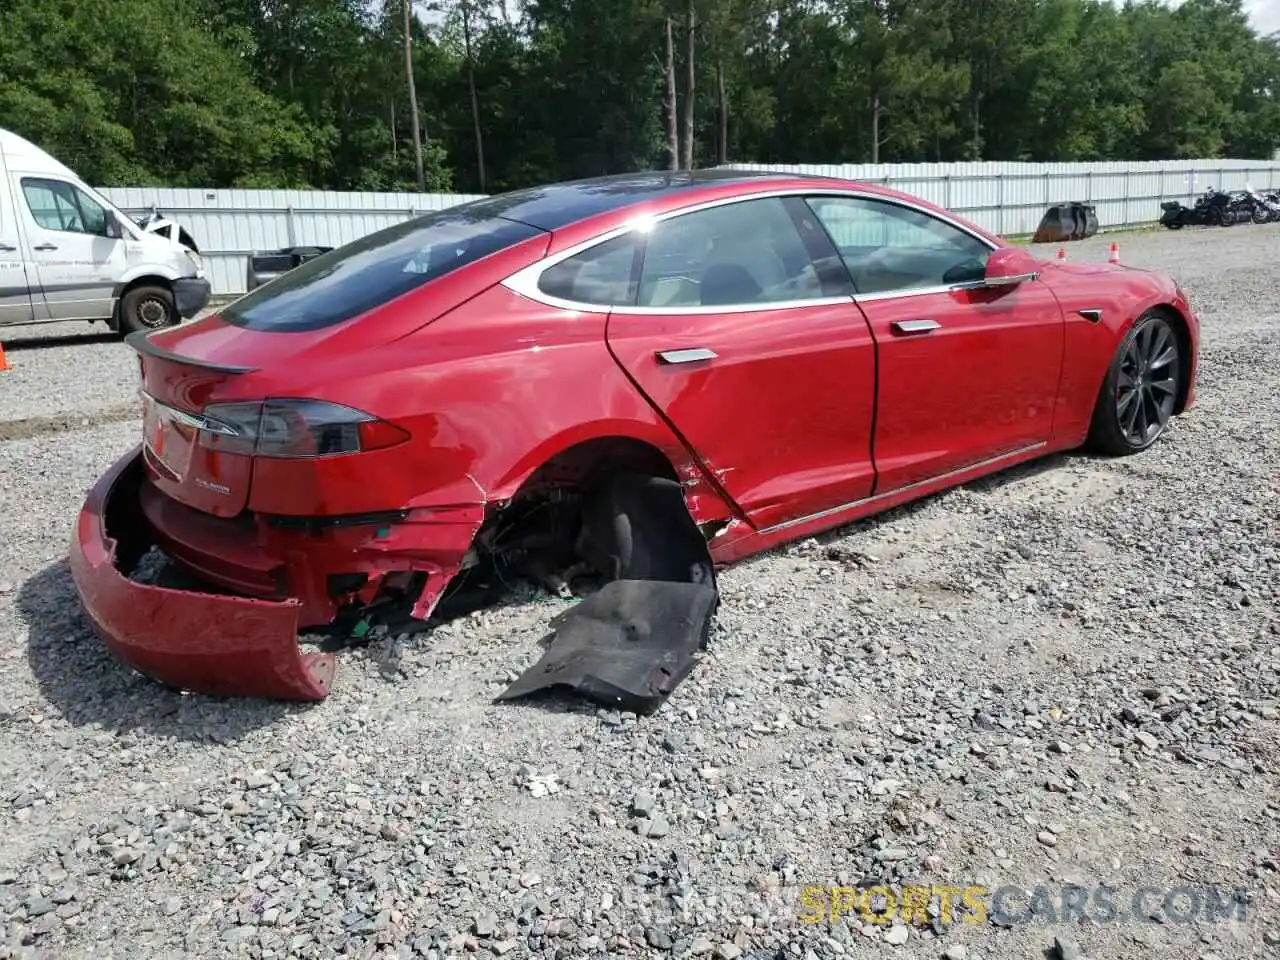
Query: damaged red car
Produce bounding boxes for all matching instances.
[70,170,1199,706]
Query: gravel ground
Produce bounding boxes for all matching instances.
[0,306,219,432]
[1,226,1278,960]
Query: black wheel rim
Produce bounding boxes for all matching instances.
[137,296,170,328]
[1116,319,1179,446]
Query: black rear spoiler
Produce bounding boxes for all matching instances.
[125,329,259,374]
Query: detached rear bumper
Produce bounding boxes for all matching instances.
[68,446,335,701]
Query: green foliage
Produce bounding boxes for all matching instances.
[2,0,1278,192]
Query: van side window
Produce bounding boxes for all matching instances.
[21,179,109,236]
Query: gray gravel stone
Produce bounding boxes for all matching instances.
[2,229,1280,960]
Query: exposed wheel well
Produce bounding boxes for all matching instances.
[111,276,174,331]
[461,437,686,593]
[1147,303,1193,415]
[512,437,679,495]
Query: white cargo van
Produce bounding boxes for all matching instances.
[0,128,209,334]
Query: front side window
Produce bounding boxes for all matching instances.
[22,179,108,235]
[805,196,992,294]
[74,188,108,235]
[222,207,546,332]
[537,233,640,306]
[636,197,831,308]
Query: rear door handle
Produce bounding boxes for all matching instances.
[33,243,57,251]
[890,319,940,335]
[656,348,717,364]
[0,243,17,252]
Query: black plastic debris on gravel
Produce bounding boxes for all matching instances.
[496,473,719,715]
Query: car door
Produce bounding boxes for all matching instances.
[599,194,879,531]
[804,194,1066,494]
[16,176,124,321]
[0,166,35,326]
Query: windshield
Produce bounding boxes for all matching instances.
[221,206,546,333]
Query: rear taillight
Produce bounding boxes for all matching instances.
[197,400,410,458]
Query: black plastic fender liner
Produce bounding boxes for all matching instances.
[495,579,718,714]
[573,473,717,586]
[497,472,720,713]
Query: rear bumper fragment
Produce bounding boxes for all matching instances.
[69,446,335,701]
[173,277,212,319]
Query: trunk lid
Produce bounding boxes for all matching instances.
[134,336,256,518]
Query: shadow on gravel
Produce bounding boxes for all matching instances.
[961,451,1080,493]
[3,332,118,351]
[802,452,1082,549]
[18,559,294,744]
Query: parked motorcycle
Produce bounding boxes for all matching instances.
[1225,189,1257,225]
[1243,188,1274,224]
[1161,185,1279,229]
[1248,188,1280,223]
[1160,187,1223,228]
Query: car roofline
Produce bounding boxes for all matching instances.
[500,180,1005,314]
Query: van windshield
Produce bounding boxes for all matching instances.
[221,207,546,332]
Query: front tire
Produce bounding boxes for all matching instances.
[119,285,177,335]
[1085,311,1182,456]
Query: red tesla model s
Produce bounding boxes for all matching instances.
[70,169,1199,704]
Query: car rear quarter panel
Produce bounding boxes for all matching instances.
[240,285,731,521]
[1039,263,1198,444]
[141,232,554,372]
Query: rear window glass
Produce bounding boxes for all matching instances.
[221,208,545,332]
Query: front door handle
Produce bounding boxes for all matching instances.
[891,319,940,335]
[0,243,17,252]
[33,243,58,251]
[656,348,717,364]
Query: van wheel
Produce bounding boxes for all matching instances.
[120,285,177,334]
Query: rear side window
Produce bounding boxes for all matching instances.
[222,208,546,332]
[537,233,641,306]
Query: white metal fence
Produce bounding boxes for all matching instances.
[98,187,486,297]
[720,159,1280,237]
[99,158,1280,297]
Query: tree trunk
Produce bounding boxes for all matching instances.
[665,17,679,170]
[683,0,695,170]
[716,59,727,164]
[403,0,425,191]
[462,0,486,191]
[871,93,881,164]
[390,96,397,159]
[969,81,982,160]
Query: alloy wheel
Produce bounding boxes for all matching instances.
[1116,318,1179,447]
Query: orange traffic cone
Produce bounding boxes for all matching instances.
[0,341,8,372]
[1108,242,1120,263]
[1056,246,1068,261]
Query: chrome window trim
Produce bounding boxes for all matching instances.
[615,295,857,316]
[499,187,1001,315]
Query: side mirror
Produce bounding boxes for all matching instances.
[983,247,1040,287]
[104,211,123,240]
